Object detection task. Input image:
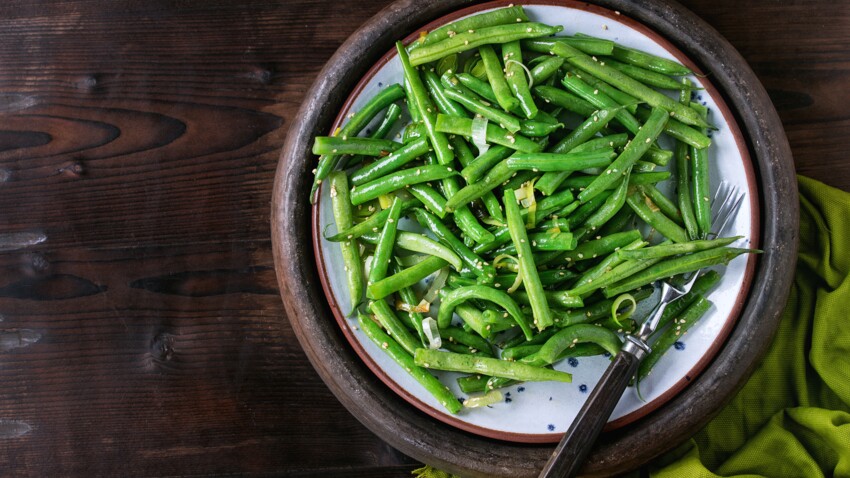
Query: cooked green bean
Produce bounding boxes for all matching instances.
[357,312,461,413]
[532,85,597,117]
[412,208,496,283]
[438,285,533,339]
[559,171,670,191]
[692,107,712,238]
[634,106,711,150]
[574,68,641,114]
[568,237,646,296]
[578,106,669,203]
[504,189,553,330]
[423,68,467,118]
[529,56,565,84]
[522,324,621,367]
[442,77,522,132]
[441,326,494,357]
[345,102,403,168]
[407,183,447,217]
[561,71,643,134]
[326,198,419,242]
[435,114,541,152]
[446,159,514,212]
[367,255,448,300]
[328,171,363,313]
[551,42,708,128]
[368,298,422,356]
[522,36,614,56]
[311,83,405,201]
[656,270,720,330]
[312,136,401,156]
[625,189,689,243]
[604,58,695,91]
[453,72,499,103]
[506,149,614,172]
[397,42,455,165]
[414,348,572,383]
[575,168,631,237]
[461,144,513,182]
[368,197,402,286]
[442,175,496,245]
[641,183,684,226]
[413,5,530,49]
[616,236,741,261]
[350,137,430,185]
[604,247,756,297]
[409,22,564,66]
[502,40,537,118]
[350,164,456,206]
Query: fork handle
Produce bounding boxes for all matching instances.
[539,348,642,478]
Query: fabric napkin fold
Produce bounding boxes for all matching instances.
[650,175,850,477]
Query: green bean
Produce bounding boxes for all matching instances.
[550,42,708,128]
[604,247,755,297]
[409,22,564,66]
[454,72,499,103]
[423,69,467,118]
[328,171,363,313]
[522,324,621,367]
[566,191,612,229]
[412,208,496,283]
[637,296,712,381]
[502,342,606,362]
[472,192,575,255]
[350,164,456,206]
[369,298,421,356]
[396,42,455,165]
[457,374,495,394]
[598,206,636,237]
[357,312,461,413]
[578,106,669,203]
[575,168,631,237]
[463,55,487,79]
[437,53,460,76]
[609,42,692,76]
[350,137,430,185]
[603,58,695,91]
[519,120,564,137]
[435,114,541,153]
[503,189,553,331]
[569,238,646,296]
[507,149,614,172]
[449,134,505,220]
[481,43,521,114]
[438,285,533,339]
[691,107,712,238]
[511,289,584,310]
[311,83,405,201]
[532,85,597,117]
[634,106,711,150]
[574,68,641,114]
[326,198,419,242]
[529,56,565,84]
[442,78,522,132]
[642,145,673,166]
[368,197,402,286]
[502,41,537,119]
[312,136,401,156]
[367,255,448,300]
[616,236,742,261]
[344,102,404,168]
[536,107,622,196]
[573,249,667,298]
[446,159,514,212]
[413,5,530,49]
[414,348,571,383]
[442,326,494,357]
[674,82,700,240]
[461,145,513,182]
[407,184,447,217]
[641,183,684,226]
[393,232,463,270]
[561,71,642,134]
[522,36,614,56]
[443,176,496,245]
[559,171,670,191]
[625,189,689,243]
[557,230,643,264]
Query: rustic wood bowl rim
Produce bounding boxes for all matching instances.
[271,0,798,475]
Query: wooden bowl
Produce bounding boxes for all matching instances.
[271,0,797,475]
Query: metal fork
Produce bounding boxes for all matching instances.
[539,181,744,478]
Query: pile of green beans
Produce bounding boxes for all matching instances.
[311,6,758,413]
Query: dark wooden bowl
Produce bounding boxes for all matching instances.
[271,0,798,476]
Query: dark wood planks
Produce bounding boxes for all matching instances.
[0,0,846,476]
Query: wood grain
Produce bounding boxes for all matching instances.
[0,0,846,476]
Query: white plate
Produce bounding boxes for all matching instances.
[313,1,759,443]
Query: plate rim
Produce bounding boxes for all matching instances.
[272,0,797,475]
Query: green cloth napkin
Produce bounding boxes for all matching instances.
[650,175,850,477]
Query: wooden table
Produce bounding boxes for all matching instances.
[0,1,846,476]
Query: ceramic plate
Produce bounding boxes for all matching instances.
[312,1,759,443]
